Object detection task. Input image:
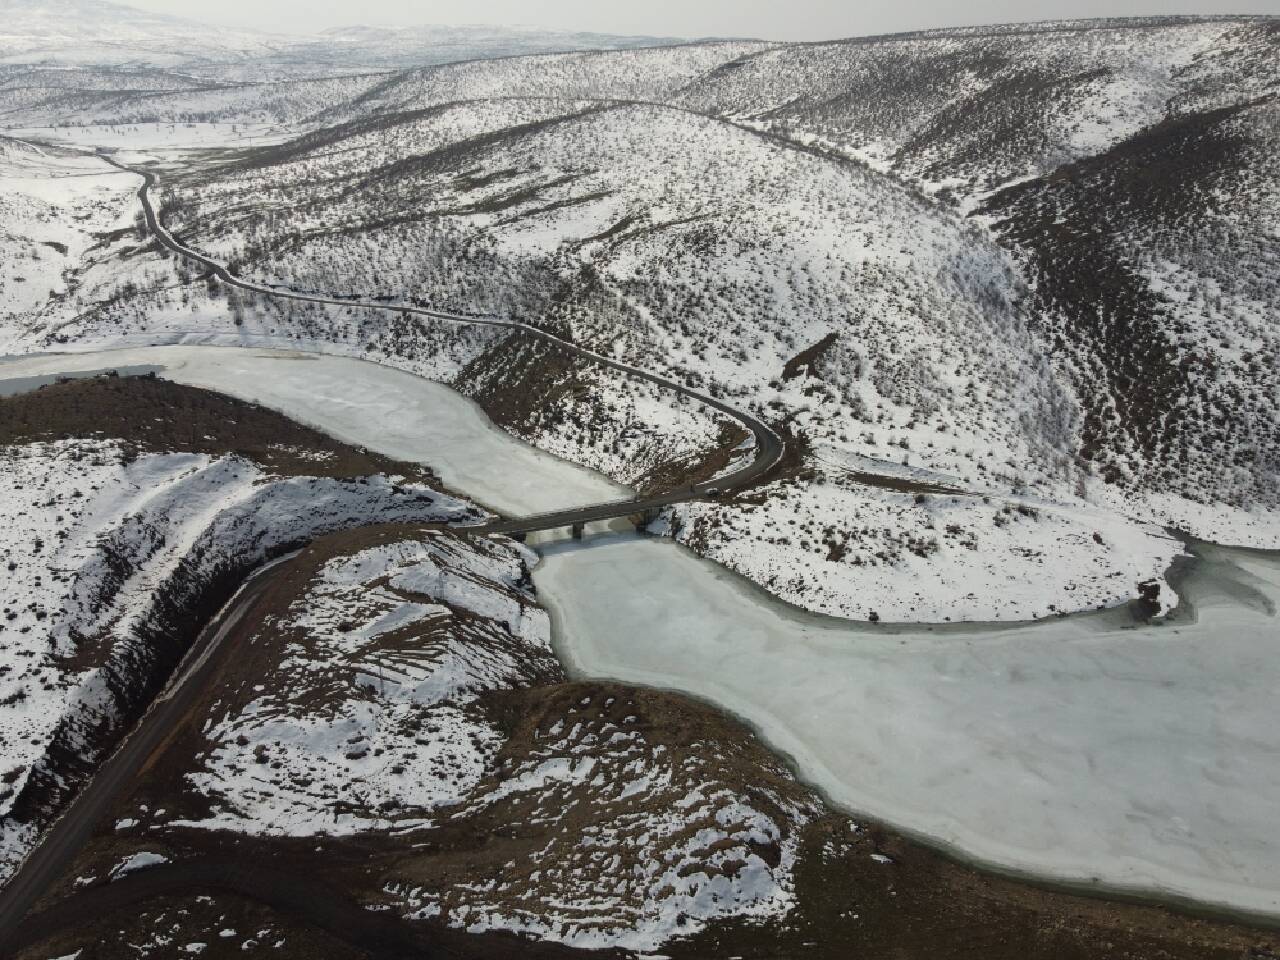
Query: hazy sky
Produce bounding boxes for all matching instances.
[124,0,1280,41]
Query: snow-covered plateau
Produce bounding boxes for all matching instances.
[172,535,558,839]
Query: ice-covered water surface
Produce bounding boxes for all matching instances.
[0,346,628,516]
[536,534,1280,921]
[7,346,1279,921]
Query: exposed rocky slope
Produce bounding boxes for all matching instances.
[0,375,483,885]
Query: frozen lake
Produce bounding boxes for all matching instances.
[4,345,1278,921]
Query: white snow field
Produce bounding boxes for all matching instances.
[0,138,139,327]
[8,346,1279,921]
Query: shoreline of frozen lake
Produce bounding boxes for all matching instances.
[0,364,164,398]
[4,345,1279,923]
[537,533,1280,924]
[0,345,628,518]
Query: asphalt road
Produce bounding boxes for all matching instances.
[0,553,296,952]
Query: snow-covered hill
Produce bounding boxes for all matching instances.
[111,73,1225,618]
[171,100,1064,464]
[0,374,485,885]
[0,4,723,129]
[0,70,391,128]
[0,40,767,130]
[152,531,814,951]
[675,17,1279,201]
[980,95,1280,538]
[312,41,772,122]
[666,21,1280,538]
[2,14,1275,622]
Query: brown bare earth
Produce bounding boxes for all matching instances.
[782,331,839,381]
[675,819,1274,960]
[455,330,592,440]
[454,329,752,497]
[635,420,750,495]
[0,372,439,483]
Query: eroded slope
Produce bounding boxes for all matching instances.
[0,374,482,883]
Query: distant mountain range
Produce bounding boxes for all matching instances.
[0,0,690,70]
[0,0,275,66]
[283,23,690,70]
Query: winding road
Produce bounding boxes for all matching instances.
[104,156,786,536]
[0,152,787,947]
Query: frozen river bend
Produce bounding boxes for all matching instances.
[4,345,1279,921]
[542,536,1280,920]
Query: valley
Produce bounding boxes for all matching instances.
[0,3,1277,957]
[0,358,1275,959]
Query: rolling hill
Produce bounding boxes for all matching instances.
[1,14,1275,621]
